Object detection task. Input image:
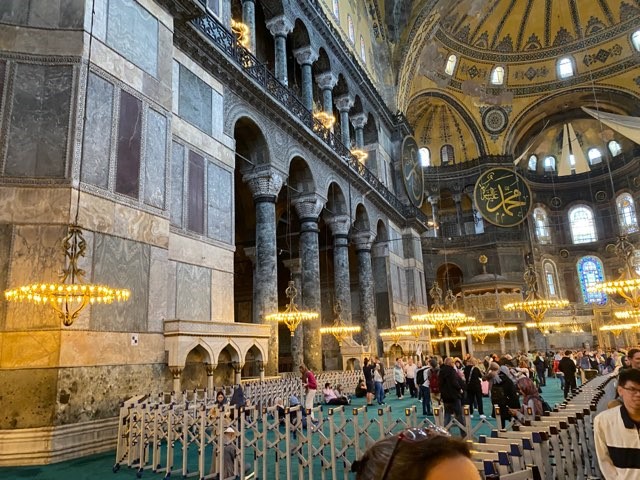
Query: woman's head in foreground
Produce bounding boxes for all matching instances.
[352,427,480,480]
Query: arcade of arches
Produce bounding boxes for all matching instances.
[0,0,639,466]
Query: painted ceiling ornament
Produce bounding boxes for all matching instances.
[473,167,533,227]
[481,106,510,140]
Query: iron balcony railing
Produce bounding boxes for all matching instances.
[190,10,429,226]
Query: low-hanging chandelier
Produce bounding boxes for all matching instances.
[319,301,360,345]
[457,324,496,344]
[411,281,473,336]
[589,235,640,309]
[265,280,318,336]
[504,263,568,332]
[430,335,466,346]
[4,225,131,326]
[600,322,640,338]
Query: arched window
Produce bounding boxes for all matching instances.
[587,147,602,165]
[445,54,457,75]
[528,154,537,171]
[557,57,575,78]
[543,156,556,172]
[347,15,354,43]
[533,207,551,244]
[441,144,455,165]
[490,66,505,85]
[616,192,639,234]
[632,30,640,51]
[608,140,622,156]
[360,36,366,63]
[419,147,431,167]
[577,256,607,305]
[543,261,559,298]
[569,205,597,244]
[332,0,339,18]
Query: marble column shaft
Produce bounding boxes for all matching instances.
[354,232,376,352]
[335,95,354,148]
[315,72,337,114]
[428,195,440,237]
[241,0,256,54]
[327,215,352,323]
[453,193,464,236]
[522,325,530,353]
[293,47,318,112]
[244,167,284,375]
[351,113,367,149]
[466,333,474,357]
[266,16,293,86]
[294,194,325,372]
[283,258,304,369]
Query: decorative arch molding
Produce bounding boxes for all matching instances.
[217,340,242,364]
[406,90,487,156]
[242,341,266,362]
[177,339,215,367]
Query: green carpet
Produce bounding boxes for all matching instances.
[0,377,571,480]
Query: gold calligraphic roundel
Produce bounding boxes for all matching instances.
[473,167,532,227]
[401,136,423,207]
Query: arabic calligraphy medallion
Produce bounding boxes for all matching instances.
[473,167,532,227]
[401,135,424,207]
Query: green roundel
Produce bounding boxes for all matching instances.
[473,167,532,227]
[401,136,424,208]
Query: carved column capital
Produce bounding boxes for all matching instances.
[427,194,440,205]
[266,15,293,38]
[350,112,368,129]
[169,367,183,379]
[282,257,302,275]
[205,363,217,376]
[452,193,463,203]
[325,214,352,237]
[243,166,284,201]
[292,193,325,223]
[293,46,319,66]
[335,94,354,113]
[352,231,375,251]
[315,71,338,91]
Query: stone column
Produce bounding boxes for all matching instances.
[265,16,293,86]
[241,0,256,54]
[315,72,337,114]
[445,341,451,357]
[205,363,216,392]
[466,333,474,357]
[283,257,304,369]
[243,166,284,375]
[461,338,467,357]
[351,113,367,148]
[428,195,440,237]
[499,334,506,354]
[353,231,377,352]
[259,362,265,381]
[452,193,464,236]
[233,363,243,385]
[522,325,530,353]
[335,95,354,148]
[293,193,325,372]
[293,46,318,112]
[170,367,182,394]
[326,214,353,324]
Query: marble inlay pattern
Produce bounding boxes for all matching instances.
[0,367,58,428]
[143,108,167,209]
[81,73,113,189]
[91,233,150,332]
[178,64,213,135]
[176,262,211,321]
[0,0,84,29]
[4,63,72,178]
[170,141,185,227]
[206,161,232,244]
[147,246,168,332]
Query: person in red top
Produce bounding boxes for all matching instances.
[299,364,317,421]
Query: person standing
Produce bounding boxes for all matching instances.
[594,368,640,479]
[393,358,406,399]
[363,357,375,406]
[533,352,547,387]
[484,362,520,429]
[373,359,385,405]
[299,364,317,420]
[439,357,465,431]
[463,358,484,417]
[405,357,418,398]
[416,361,432,415]
[628,348,640,371]
[558,350,577,399]
[428,358,442,408]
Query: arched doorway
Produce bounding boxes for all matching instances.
[181,345,210,390]
[436,263,463,295]
[242,345,263,378]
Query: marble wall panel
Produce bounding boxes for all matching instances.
[170,142,184,226]
[172,60,179,113]
[54,363,169,425]
[91,233,150,332]
[113,203,169,248]
[212,90,223,138]
[176,262,211,321]
[147,246,168,332]
[91,0,108,40]
[187,150,205,234]
[166,260,177,319]
[143,108,167,209]
[0,0,28,25]
[106,0,158,77]
[0,331,61,368]
[31,0,84,29]
[178,64,212,135]
[0,224,12,330]
[81,73,113,189]
[0,187,72,224]
[115,90,142,199]
[211,270,233,322]
[5,225,68,330]
[5,64,72,178]
[168,233,234,271]
[0,367,58,429]
[206,161,232,244]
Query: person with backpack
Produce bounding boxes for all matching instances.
[428,358,441,408]
[484,362,520,428]
[416,361,432,415]
[463,357,484,417]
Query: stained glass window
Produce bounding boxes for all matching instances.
[441,144,454,165]
[588,148,602,165]
[543,156,556,172]
[577,256,607,305]
[632,30,640,51]
[557,57,575,79]
[616,193,639,234]
[534,207,551,244]
[569,205,597,244]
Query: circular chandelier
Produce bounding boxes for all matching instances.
[600,322,640,337]
[493,324,518,339]
[397,322,435,340]
[379,329,412,345]
[504,263,568,331]
[457,324,496,344]
[4,225,131,326]
[319,302,360,345]
[350,148,368,163]
[265,280,318,336]
[430,335,466,346]
[589,236,640,309]
[411,282,473,336]
[615,309,640,320]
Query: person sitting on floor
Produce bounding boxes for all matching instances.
[355,378,367,398]
[323,382,350,405]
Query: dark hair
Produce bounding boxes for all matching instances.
[628,348,640,360]
[619,368,640,387]
[565,350,572,356]
[325,382,331,388]
[364,357,370,366]
[352,432,471,480]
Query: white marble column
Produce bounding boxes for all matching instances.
[353,231,377,352]
[243,166,284,375]
[452,193,464,236]
[293,193,326,372]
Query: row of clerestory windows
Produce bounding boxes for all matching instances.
[527,142,623,172]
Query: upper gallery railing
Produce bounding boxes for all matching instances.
[190,8,429,226]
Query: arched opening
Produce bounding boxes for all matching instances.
[345,357,361,371]
[436,263,463,295]
[289,19,311,99]
[242,345,263,378]
[181,345,211,390]
[214,344,240,386]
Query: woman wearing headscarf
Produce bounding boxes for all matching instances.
[509,377,543,422]
[483,362,520,428]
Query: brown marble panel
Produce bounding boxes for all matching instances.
[115,90,142,199]
[187,150,204,234]
[0,367,58,429]
[0,224,11,330]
